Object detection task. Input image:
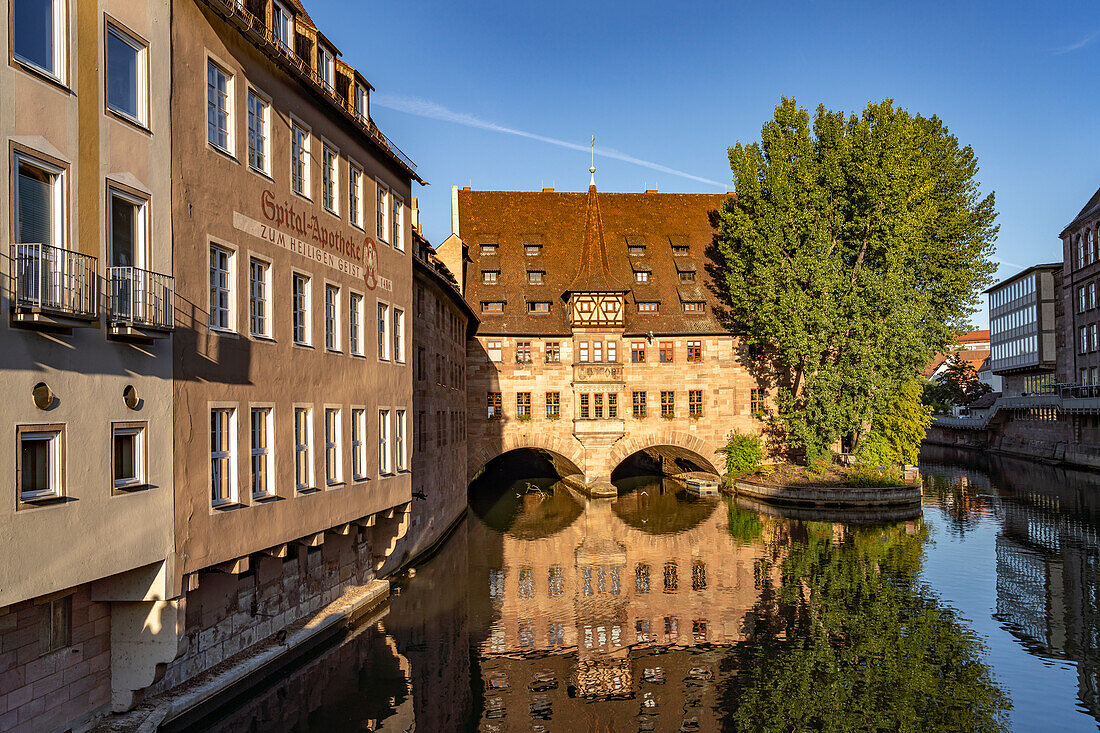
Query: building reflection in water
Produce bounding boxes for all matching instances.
[922,445,1100,724]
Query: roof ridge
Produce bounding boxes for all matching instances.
[565,186,628,294]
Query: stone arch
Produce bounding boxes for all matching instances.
[608,429,723,477]
[467,431,587,483]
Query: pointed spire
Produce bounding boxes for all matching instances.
[565,184,628,294]
[590,134,596,187]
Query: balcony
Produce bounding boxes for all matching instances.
[107,266,174,338]
[10,243,97,328]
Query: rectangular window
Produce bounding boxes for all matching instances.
[318,45,334,89]
[325,408,342,485]
[687,340,702,362]
[487,392,502,420]
[635,270,649,283]
[528,270,545,284]
[378,410,392,474]
[15,154,63,250]
[325,285,340,350]
[292,273,310,345]
[528,301,550,313]
[38,594,72,656]
[481,301,504,313]
[351,409,367,480]
[249,258,270,337]
[377,182,390,242]
[246,89,269,172]
[480,243,497,255]
[322,145,338,214]
[13,0,65,79]
[525,244,542,256]
[393,308,405,362]
[106,24,147,124]
[112,423,146,490]
[683,301,706,313]
[659,342,673,362]
[482,270,499,284]
[378,302,390,360]
[750,388,765,415]
[679,271,696,283]
[250,408,273,497]
[294,407,313,491]
[291,123,310,196]
[579,341,589,362]
[689,390,703,417]
[349,165,363,227]
[517,392,531,418]
[637,301,659,313]
[661,391,675,418]
[1082,326,1089,355]
[487,340,502,361]
[580,394,590,419]
[210,408,236,505]
[632,342,646,363]
[594,342,603,362]
[664,562,679,593]
[206,61,231,153]
[18,426,63,502]
[633,391,647,418]
[628,245,646,256]
[635,563,650,593]
[545,342,560,363]
[1091,283,1097,310]
[1092,324,1098,353]
[395,410,407,471]
[546,392,560,419]
[608,393,618,419]
[349,293,363,355]
[393,197,404,251]
[209,245,232,330]
[355,84,366,118]
[516,341,532,363]
[672,245,689,256]
[272,1,292,50]
[1080,287,1087,314]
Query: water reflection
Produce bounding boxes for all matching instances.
[185,452,1100,731]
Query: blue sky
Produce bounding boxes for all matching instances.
[311,1,1100,326]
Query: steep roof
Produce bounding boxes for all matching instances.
[956,329,990,344]
[1062,184,1100,234]
[564,186,628,294]
[458,188,733,336]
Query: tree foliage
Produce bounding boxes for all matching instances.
[858,378,933,465]
[720,522,1011,731]
[924,353,994,411]
[715,98,997,461]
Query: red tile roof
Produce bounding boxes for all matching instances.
[458,188,733,336]
[956,329,990,344]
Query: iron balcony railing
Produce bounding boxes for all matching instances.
[11,243,98,319]
[107,266,175,330]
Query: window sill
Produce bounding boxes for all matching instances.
[207,142,238,164]
[250,333,276,343]
[248,165,274,183]
[113,482,153,493]
[106,107,151,134]
[209,326,239,338]
[325,481,345,489]
[292,342,315,350]
[18,493,67,508]
[350,352,366,359]
[11,57,70,93]
[352,475,371,483]
[252,492,280,503]
[326,347,344,355]
[296,486,320,495]
[211,499,243,511]
[292,189,313,204]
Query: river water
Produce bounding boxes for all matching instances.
[184,447,1100,732]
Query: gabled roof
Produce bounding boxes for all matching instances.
[458,187,733,335]
[1062,184,1100,234]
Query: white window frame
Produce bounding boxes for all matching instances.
[206,60,233,155]
[111,423,146,491]
[209,243,235,332]
[291,120,311,198]
[378,409,392,475]
[248,256,271,338]
[377,300,391,361]
[250,406,275,499]
[105,22,148,126]
[325,283,341,351]
[355,84,366,119]
[392,196,405,252]
[351,408,367,481]
[321,142,339,215]
[393,307,405,363]
[395,409,407,472]
[318,45,334,91]
[324,407,343,485]
[18,426,64,502]
[292,271,311,345]
[349,161,363,229]
[107,187,148,269]
[210,406,238,506]
[14,152,65,250]
[12,0,66,82]
[294,405,314,492]
[376,180,389,243]
[246,87,271,175]
[349,291,364,356]
[272,0,292,52]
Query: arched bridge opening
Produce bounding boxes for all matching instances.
[467,448,584,539]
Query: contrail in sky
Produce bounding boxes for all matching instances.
[373,93,728,190]
[1054,28,1100,54]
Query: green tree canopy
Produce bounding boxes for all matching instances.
[924,353,994,411]
[715,98,997,461]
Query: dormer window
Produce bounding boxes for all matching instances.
[528,301,550,313]
[525,244,542,256]
[683,301,705,313]
[482,301,504,313]
[635,271,649,283]
[672,245,689,256]
[318,46,334,90]
[628,245,646,256]
[480,243,497,256]
[679,271,696,283]
[638,302,659,313]
[355,84,366,119]
[482,270,499,284]
[272,1,292,51]
[528,270,544,284]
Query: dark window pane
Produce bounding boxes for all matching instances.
[106,30,139,118]
[14,0,54,72]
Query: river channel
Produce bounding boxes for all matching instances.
[182,447,1100,732]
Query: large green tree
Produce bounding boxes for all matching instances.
[715,98,997,461]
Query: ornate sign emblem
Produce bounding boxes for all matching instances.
[364,239,378,291]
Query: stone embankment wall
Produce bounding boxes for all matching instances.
[925,419,1100,471]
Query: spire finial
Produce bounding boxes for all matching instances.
[589,135,596,187]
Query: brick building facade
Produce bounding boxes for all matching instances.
[448,184,764,494]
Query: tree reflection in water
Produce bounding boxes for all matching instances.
[720,519,1012,732]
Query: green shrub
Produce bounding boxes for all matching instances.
[724,431,764,476]
[845,464,905,488]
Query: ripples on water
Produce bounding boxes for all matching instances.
[185,447,1100,732]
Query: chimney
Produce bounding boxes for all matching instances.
[410,197,420,233]
[542,187,555,193]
